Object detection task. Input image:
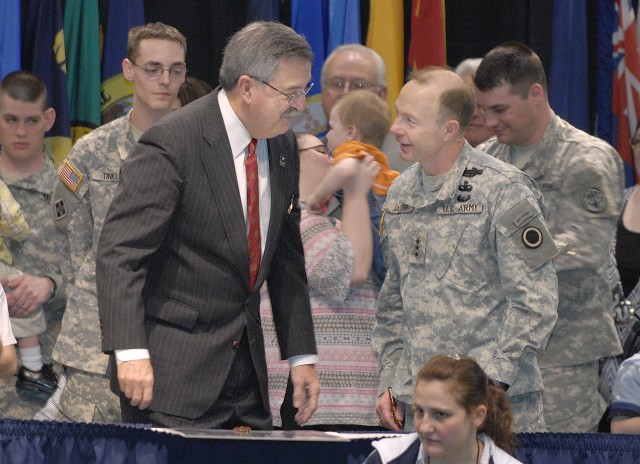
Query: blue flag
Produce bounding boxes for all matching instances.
[22,0,72,164]
[292,0,327,97]
[596,0,616,148]
[549,0,589,133]
[0,0,21,79]
[327,0,361,53]
[290,0,329,136]
[101,0,145,124]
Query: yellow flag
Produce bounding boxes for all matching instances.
[366,0,404,120]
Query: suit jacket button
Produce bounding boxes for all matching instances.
[232,340,241,349]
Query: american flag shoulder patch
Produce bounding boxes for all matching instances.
[59,159,83,192]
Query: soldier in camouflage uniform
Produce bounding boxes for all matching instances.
[0,71,65,406]
[49,23,187,423]
[475,42,624,432]
[374,68,559,434]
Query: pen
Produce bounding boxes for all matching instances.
[387,386,403,429]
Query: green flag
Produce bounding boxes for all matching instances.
[64,0,101,143]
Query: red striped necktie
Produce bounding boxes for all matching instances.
[245,138,260,290]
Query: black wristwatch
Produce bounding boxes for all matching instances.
[42,275,57,303]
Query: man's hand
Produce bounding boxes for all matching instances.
[117,359,154,410]
[290,364,320,425]
[2,275,52,318]
[376,390,405,431]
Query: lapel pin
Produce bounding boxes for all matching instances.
[279,153,286,167]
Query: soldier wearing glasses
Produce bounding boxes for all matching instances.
[49,22,187,423]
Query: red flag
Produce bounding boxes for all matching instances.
[407,0,446,69]
[613,0,640,179]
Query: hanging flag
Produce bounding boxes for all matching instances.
[247,0,281,22]
[327,0,361,53]
[64,0,101,143]
[549,0,589,133]
[290,0,329,136]
[407,0,446,70]
[0,0,21,79]
[100,0,145,124]
[366,0,404,119]
[596,0,616,146]
[612,0,640,185]
[22,0,72,164]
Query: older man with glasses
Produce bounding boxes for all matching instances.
[320,44,411,173]
[95,21,319,430]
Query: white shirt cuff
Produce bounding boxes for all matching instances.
[288,354,318,367]
[115,348,151,365]
[114,350,315,367]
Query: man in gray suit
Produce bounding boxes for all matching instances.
[96,21,319,429]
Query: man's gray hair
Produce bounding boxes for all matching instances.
[454,58,483,79]
[219,21,313,90]
[321,44,387,87]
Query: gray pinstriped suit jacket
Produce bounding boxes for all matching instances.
[96,90,316,419]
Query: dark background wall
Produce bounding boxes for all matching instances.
[140,0,609,130]
[141,0,559,89]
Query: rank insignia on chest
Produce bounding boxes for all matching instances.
[409,231,427,263]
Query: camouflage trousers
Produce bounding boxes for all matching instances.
[541,361,605,432]
[57,367,121,423]
[402,390,545,433]
[509,390,545,432]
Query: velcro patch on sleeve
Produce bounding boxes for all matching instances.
[58,159,83,192]
[497,197,559,270]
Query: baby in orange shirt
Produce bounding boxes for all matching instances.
[306,91,400,211]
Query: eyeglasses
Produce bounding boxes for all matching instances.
[323,78,379,92]
[250,76,314,104]
[299,144,330,157]
[131,60,188,80]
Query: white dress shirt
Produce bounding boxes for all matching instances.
[116,90,316,367]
